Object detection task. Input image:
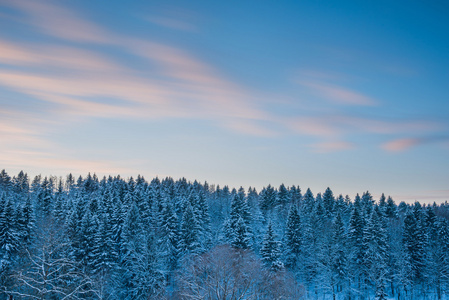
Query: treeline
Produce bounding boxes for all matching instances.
[0,169,449,299]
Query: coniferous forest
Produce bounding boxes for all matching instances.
[1,169,449,299]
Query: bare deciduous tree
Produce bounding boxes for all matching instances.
[3,217,100,300]
[176,244,304,300]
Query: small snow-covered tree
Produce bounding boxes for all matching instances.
[180,203,201,254]
[261,222,283,272]
[284,204,302,270]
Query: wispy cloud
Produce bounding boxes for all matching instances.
[2,0,115,43]
[382,136,449,152]
[299,80,377,106]
[286,117,341,137]
[382,138,420,152]
[0,0,447,163]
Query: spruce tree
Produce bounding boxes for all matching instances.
[260,184,276,211]
[403,207,427,288]
[158,200,180,274]
[277,183,289,207]
[363,208,389,295]
[347,202,365,292]
[224,192,253,246]
[180,203,201,254]
[261,222,283,271]
[385,196,398,219]
[17,196,35,247]
[302,188,315,214]
[0,196,20,263]
[284,205,302,270]
[322,187,335,216]
[231,216,252,250]
[332,212,347,293]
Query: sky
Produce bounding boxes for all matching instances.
[0,0,448,203]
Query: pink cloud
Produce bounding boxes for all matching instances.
[0,38,271,135]
[3,0,115,43]
[2,0,264,126]
[0,39,122,72]
[0,41,40,64]
[1,0,445,155]
[382,136,449,152]
[300,81,377,106]
[382,138,419,151]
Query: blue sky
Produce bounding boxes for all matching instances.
[0,0,448,202]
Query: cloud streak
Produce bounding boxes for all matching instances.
[382,136,449,152]
[299,80,377,106]
[2,0,115,43]
[0,0,447,160]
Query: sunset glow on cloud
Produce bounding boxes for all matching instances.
[0,0,448,202]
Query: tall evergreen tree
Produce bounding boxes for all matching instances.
[158,200,180,275]
[180,203,201,254]
[322,187,335,216]
[385,196,398,219]
[347,201,365,294]
[332,212,347,294]
[277,183,290,207]
[0,196,20,264]
[284,205,302,270]
[403,207,427,289]
[363,208,389,296]
[261,222,283,272]
[231,216,252,250]
[260,184,276,211]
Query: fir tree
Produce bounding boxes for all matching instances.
[302,188,315,214]
[224,192,253,246]
[0,170,11,192]
[37,177,54,216]
[261,222,283,271]
[347,202,365,292]
[231,216,252,250]
[158,200,180,274]
[277,183,290,207]
[385,196,398,219]
[260,184,276,211]
[322,187,335,216]
[180,203,201,254]
[284,205,302,270]
[403,207,427,287]
[16,196,35,247]
[12,170,29,194]
[0,196,20,263]
[363,208,389,295]
[332,211,347,293]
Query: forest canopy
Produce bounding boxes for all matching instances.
[0,169,448,299]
